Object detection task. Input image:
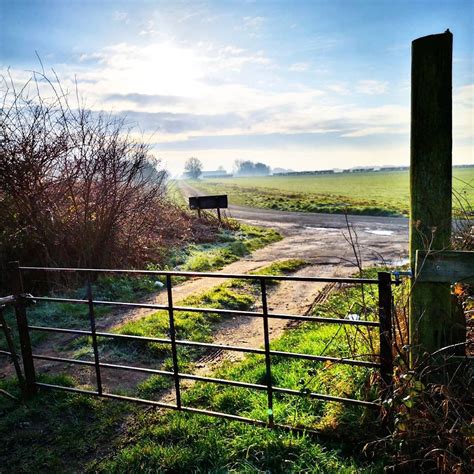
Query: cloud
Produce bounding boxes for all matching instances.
[356,80,389,95]
[453,84,474,140]
[295,37,340,54]
[289,62,310,72]
[138,20,158,37]
[113,11,129,23]
[342,126,393,138]
[236,16,266,37]
[16,33,471,157]
[104,93,187,107]
[120,110,244,134]
[242,16,265,29]
[327,83,350,95]
[78,52,105,64]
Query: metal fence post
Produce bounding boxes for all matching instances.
[260,278,274,425]
[0,306,26,392]
[378,272,393,397]
[166,274,181,409]
[87,279,103,395]
[8,261,37,398]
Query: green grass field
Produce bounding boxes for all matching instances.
[190,167,474,217]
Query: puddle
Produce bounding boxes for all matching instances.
[305,226,340,233]
[389,257,410,266]
[364,228,394,236]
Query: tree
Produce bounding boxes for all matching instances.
[184,157,203,179]
[254,162,271,176]
[234,159,270,176]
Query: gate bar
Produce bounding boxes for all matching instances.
[87,280,103,395]
[25,296,381,327]
[32,360,379,407]
[28,327,380,367]
[260,278,274,424]
[166,275,182,408]
[18,266,382,284]
[35,381,316,435]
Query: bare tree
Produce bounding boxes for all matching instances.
[184,157,202,179]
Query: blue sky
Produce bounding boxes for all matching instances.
[1,0,472,174]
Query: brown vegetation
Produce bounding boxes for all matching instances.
[0,71,223,290]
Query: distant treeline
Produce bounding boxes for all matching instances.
[234,160,271,176]
[273,164,473,177]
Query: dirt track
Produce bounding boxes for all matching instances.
[1,183,409,393]
[169,181,409,366]
[179,180,409,269]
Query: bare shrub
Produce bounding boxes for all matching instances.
[0,71,218,288]
[452,182,473,251]
[364,278,473,473]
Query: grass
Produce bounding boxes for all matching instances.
[166,179,188,208]
[0,275,161,349]
[0,268,388,473]
[0,223,281,352]
[96,269,388,472]
[0,374,132,473]
[189,167,474,217]
[76,259,308,374]
[178,224,281,272]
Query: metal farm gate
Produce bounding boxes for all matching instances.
[1,263,396,432]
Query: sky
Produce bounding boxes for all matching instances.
[1,0,473,176]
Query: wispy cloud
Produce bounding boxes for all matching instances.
[112,10,129,23]
[104,93,186,106]
[138,20,158,37]
[356,80,389,95]
[289,62,310,72]
[453,84,474,140]
[15,37,411,146]
[236,16,266,37]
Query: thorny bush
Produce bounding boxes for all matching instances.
[0,71,223,290]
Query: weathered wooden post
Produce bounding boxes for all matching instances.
[409,30,454,357]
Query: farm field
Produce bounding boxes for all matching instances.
[190,167,474,217]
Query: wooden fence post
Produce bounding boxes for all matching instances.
[409,31,454,357]
[378,272,393,395]
[8,261,37,398]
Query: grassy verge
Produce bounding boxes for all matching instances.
[177,223,281,272]
[0,223,281,351]
[1,268,387,473]
[166,179,188,208]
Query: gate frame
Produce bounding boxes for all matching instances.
[4,263,396,431]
